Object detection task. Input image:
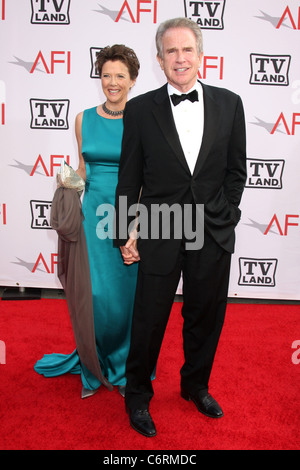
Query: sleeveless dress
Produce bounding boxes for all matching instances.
[34,107,138,390]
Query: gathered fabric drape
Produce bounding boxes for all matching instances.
[50,187,113,391]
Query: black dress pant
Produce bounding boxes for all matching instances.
[124,232,232,411]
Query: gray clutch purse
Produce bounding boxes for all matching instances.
[56,161,85,192]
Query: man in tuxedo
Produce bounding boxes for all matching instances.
[114,17,247,437]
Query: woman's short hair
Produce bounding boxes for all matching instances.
[95,44,140,80]
[156,17,203,58]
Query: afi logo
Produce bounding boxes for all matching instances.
[238,258,278,287]
[31,0,71,24]
[250,54,291,86]
[32,252,58,274]
[0,203,6,225]
[30,99,70,129]
[198,56,224,80]
[30,201,52,229]
[246,158,285,189]
[1,102,4,125]
[271,112,300,135]
[0,80,5,125]
[277,6,300,29]
[116,0,158,23]
[30,51,71,74]
[264,214,299,236]
[253,113,300,135]
[30,154,70,177]
[184,0,226,29]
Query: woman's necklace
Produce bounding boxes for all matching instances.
[102,102,124,117]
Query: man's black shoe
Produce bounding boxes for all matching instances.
[181,388,224,418]
[126,407,157,437]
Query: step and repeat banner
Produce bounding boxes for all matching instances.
[0,0,300,300]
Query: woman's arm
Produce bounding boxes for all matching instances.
[75,111,86,181]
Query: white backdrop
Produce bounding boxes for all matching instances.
[1,0,300,300]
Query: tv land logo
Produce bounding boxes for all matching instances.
[250,54,291,86]
[238,258,278,287]
[246,159,285,189]
[30,200,52,229]
[31,0,71,25]
[30,99,69,129]
[184,0,226,29]
[90,47,102,78]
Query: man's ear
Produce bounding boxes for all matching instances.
[198,52,204,68]
[157,53,164,70]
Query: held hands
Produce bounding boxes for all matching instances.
[120,229,140,265]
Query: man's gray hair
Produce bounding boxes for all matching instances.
[156,17,203,58]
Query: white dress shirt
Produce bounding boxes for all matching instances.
[168,81,204,175]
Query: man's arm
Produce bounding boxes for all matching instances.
[224,95,247,207]
[114,101,144,261]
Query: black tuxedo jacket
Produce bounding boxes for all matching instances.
[114,81,247,275]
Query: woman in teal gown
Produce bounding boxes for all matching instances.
[34,45,142,398]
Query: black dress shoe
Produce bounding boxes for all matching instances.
[126,407,157,437]
[181,388,224,418]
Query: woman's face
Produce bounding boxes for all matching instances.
[101,60,136,108]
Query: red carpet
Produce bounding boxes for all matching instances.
[0,298,299,451]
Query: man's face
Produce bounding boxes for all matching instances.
[157,27,203,93]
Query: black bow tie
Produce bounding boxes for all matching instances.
[170,89,199,106]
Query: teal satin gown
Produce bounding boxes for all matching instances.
[34,107,139,391]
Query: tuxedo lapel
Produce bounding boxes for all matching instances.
[152,85,191,175]
[193,83,221,178]
[151,83,221,178]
